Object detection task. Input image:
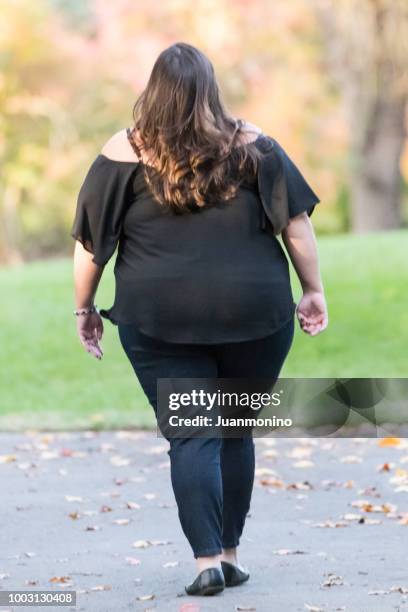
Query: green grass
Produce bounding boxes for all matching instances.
[0,230,407,431]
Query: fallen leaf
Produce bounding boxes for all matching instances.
[286,446,313,459]
[114,478,127,486]
[254,467,276,476]
[143,493,156,500]
[377,462,392,472]
[342,513,363,521]
[287,481,313,490]
[293,460,314,468]
[392,467,408,479]
[0,454,17,463]
[65,495,83,503]
[378,437,401,447]
[262,449,279,459]
[40,451,59,460]
[125,556,141,566]
[110,455,130,467]
[49,576,72,584]
[343,480,354,488]
[132,540,151,549]
[272,549,307,555]
[259,478,285,488]
[312,520,348,528]
[126,501,141,510]
[351,500,397,513]
[162,561,179,568]
[85,525,100,531]
[357,486,380,497]
[90,585,111,591]
[322,573,344,587]
[340,455,362,464]
[136,594,155,601]
[389,585,408,594]
[113,519,130,526]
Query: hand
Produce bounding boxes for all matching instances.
[296,291,328,336]
[76,311,104,359]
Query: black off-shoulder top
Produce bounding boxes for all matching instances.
[71,131,320,343]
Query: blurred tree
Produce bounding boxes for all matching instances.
[4,0,405,263]
[0,0,134,263]
[313,0,408,232]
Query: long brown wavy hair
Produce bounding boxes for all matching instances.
[130,42,263,212]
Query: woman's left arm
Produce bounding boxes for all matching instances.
[73,240,105,359]
[281,212,328,336]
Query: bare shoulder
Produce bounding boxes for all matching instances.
[237,120,263,145]
[100,128,139,162]
[241,120,262,134]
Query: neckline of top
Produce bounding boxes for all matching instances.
[97,132,267,166]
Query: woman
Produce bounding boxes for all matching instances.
[71,42,328,597]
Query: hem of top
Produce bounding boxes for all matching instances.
[99,305,297,344]
[71,232,108,267]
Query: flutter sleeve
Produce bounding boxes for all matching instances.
[257,136,320,235]
[70,155,135,266]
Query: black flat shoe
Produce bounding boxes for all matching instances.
[185,567,225,596]
[221,560,250,587]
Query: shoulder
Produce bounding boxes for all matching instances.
[240,120,262,133]
[238,120,263,145]
[100,128,140,162]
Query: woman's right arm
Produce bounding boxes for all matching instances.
[281,212,328,336]
[73,240,105,359]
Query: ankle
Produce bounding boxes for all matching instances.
[221,547,238,565]
[196,554,222,573]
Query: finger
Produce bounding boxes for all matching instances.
[82,337,103,359]
[310,319,328,336]
[89,336,103,358]
[88,343,103,359]
[79,336,94,350]
[316,318,329,334]
[304,318,323,334]
[300,321,313,334]
[297,312,307,325]
[302,313,325,327]
[93,329,104,354]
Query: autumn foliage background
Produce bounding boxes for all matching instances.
[1,0,407,263]
[0,0,407,428]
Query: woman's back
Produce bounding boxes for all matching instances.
[72,122,319,343]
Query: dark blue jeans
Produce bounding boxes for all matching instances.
[118,317,295,558]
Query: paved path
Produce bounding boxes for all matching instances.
[1,431,408,612]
